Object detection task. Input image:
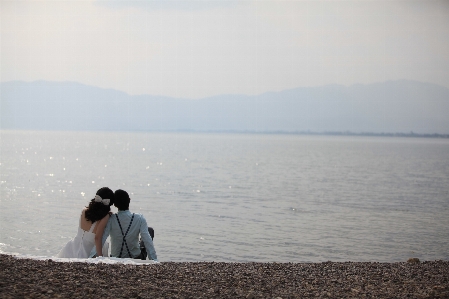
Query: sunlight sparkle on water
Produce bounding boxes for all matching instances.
[1,131,448,262]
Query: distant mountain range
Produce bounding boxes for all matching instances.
[1,80,448,134]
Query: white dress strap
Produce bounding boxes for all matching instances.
[88,221,97,233]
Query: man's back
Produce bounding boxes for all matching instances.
[105,210,157,261]
[110,210,141,258]
[101,189,158,261]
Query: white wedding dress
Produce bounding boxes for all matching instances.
[56,214,108,258]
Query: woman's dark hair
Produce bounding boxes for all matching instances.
[85,187,115,223]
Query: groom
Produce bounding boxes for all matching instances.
[95,189,158,261]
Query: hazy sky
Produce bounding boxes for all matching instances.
[1,0,448,99]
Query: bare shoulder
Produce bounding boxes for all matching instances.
[100,213,111,221]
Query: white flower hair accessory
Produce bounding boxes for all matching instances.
[94,194,110,206]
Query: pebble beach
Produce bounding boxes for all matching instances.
[1,254,448,299]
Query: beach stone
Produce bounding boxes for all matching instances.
[407,258,420,263]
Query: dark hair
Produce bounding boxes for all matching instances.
[114,189,130,211]
[85,187,114,223]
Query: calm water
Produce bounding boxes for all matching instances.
[0,130,448,262]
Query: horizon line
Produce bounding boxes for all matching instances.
[1,129,448,139]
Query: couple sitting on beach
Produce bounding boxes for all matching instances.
[56,187,158,262]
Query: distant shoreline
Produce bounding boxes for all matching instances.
[3,80,449,136]
[1,128,449,138]
[190,130,449,139]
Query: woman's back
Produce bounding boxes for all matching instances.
[56,187,114,258]
[80,209,101,234]
[56,210,98,258]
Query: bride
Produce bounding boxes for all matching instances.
[56,187,114,258]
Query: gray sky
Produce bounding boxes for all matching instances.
[1,0,448,99]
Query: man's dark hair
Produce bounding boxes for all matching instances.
[114,189,130,210]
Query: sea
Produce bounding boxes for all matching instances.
[0,130,448,263]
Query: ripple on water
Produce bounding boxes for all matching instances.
[1,131,449,262]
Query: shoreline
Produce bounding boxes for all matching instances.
[1,255,448,298]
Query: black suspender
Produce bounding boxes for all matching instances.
[116,213,135,258]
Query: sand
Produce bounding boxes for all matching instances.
[1,254,448,298]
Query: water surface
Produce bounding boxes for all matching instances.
[1,130,448,262]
